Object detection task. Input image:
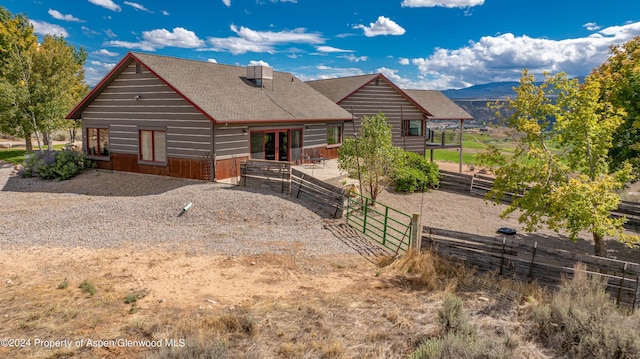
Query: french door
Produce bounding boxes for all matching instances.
[251,129,301,162]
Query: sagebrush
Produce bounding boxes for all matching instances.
[20,149,91,180]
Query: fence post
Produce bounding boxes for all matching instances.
[382,207,389,246]
[296,173,305,198]
[617,262,628,306]
[410,213,421,252]
[634,271,640,311]
[527,241,537,282]
[499,237,506,275]
[363,197,369,234]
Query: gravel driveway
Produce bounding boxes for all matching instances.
[0,165,358,256]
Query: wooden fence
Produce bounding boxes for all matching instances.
[239,160,345,218]
[423,226,640,310]
[439,170,640,229]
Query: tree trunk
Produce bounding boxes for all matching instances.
[593,232,608,257]
[43,130,49,147]
[24,135,32,152]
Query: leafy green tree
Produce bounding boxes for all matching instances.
[0,7,38,150]
[489,70,637,257]
[0,6,88,152]
[591,36,640,175]
[338,112,401,200]
[31,35,88,149]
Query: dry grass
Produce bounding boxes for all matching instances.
[0,246,584,359]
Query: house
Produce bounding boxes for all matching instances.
[403,89,474,172]
[306,74,431,154]
[306,74,473,171]
[66,52,352,180]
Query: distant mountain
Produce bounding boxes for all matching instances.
[443,77,584,124]
[442,82,518,100]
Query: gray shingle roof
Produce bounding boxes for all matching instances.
[68,52,352,123]
[306,74,378,103]
[403,90,473,120]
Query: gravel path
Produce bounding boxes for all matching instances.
[0,165,358,256]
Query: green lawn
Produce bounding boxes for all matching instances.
[0,144,66,164]
[428,129,562,166]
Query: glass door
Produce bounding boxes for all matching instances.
[264,132,276,160]
[278,131,289,161]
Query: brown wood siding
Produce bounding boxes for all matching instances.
[100,153,203,179]
[215,156,248,180]
[338,78,426,154]
[82,61,213,162]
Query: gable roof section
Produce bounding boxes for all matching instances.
[306,74,378,103]
[403,90,473,120]
[306,73,432,116]
[67,52,352,123]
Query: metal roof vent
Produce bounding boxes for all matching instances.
[246,65,273,81]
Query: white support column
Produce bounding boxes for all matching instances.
[459,119,464,173]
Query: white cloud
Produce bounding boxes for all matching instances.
[338,54,367,62]
[82,26,100,36]
[48,9,83,22]
[124,1,152,13]
[104,29,117,38]
[206,25,324,54]
[408,21,640,89]
[248,60,270,66]
[88,0,122,12]
[222,0,231,7]
[401,0,484,8]
[30,20,68,37]
[162,10,170,16]
[94,49,119,56]
[584,22,601,31]
[207,58,218,63]
[107,27,205,51]
[316,46,353,53]
[295,65,365,81]
[399,58,410,65]
[86,61,117,86]
[354,16,406,37]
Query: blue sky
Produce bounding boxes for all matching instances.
[4,0,640,89]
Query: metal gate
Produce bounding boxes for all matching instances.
[346,192,413,255]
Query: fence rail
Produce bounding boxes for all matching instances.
[346,193,413,255]
[439,169,640,229]
[239,160,344,218]
[423,226,640,310]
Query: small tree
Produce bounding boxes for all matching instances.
[489,70,637,257]
[338,112,400,200]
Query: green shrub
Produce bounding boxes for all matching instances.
[20,149,91,180]
[531,265,640,359]
[437,293,470,336]
[410,293,514,359]
[79,279,97,296]
[392,151,439,193]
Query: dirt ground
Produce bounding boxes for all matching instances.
[1,159,639,358]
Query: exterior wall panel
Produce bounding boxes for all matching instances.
[338,79,426,154]
[82,62,214,165]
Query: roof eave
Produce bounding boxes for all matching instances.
[216,117,351,125]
